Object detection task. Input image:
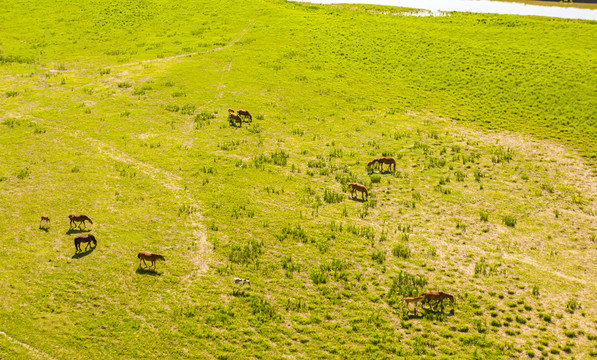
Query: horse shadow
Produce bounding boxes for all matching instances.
[421,307,455,317]
[407,313,424,320]
[232,289,249,297]
[38,226,50,232]
[350,197,367,203]
[72,246,96,259]
[136,267,161,276]
[66,228,91,235]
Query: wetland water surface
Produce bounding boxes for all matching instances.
[294,0,597,20]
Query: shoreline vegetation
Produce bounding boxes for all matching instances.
[1,0,596,358]
[501,0,597,9]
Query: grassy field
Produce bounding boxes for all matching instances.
[1,0,596,358]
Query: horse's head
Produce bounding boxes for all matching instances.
[158,254,165,261]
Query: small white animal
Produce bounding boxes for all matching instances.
[233,277,251,292]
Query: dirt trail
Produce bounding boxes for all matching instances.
[50,22,254,75]
[0,330,58,360]
[0,21,253,84]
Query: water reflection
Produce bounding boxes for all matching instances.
[294,0,597,20]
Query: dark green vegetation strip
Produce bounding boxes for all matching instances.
[1,0,596,359]
[1,0,596,160]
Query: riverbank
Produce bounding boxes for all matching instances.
[293,0,597,19]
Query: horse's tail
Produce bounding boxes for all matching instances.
[137,252,141,259]
[74,238,77,246]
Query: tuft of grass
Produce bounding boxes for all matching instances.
[566,298,581,313]
[371,249,386,264]
[392,243,410,259]
[16,167,30,179]
[369,174,381,183]
[503,215,517,227]
[323,188,343,203]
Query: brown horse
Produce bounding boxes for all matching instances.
[74,234,96,252]
[228,112,242,127]
[237,109,252,122]
[377,157,396,172]
[421,291,455,311]
[39,216,50,228]
[403,295,424,315]
[348,183,368,201]
[69,214,93,229]
[137,251,165,269]
[367,159,379,172]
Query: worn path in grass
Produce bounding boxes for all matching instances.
[0,330,57,360]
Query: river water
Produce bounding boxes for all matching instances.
[293,0,597,20]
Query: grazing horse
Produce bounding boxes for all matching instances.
[69,214,93,229]
[421,291,455,311]
[377,157,396,172]
[233,277,251,293]
[39,216,50,228]
[228,112,243,127]
[237,109,252,122]
[137,251,165,269]
[74,234,96,252]
[367,159,379,172]
[348,183,368,201]
[403,295,424,315]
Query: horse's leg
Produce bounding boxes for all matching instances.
[142,258,148,268]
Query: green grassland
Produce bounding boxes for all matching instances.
[1,0,596,358]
